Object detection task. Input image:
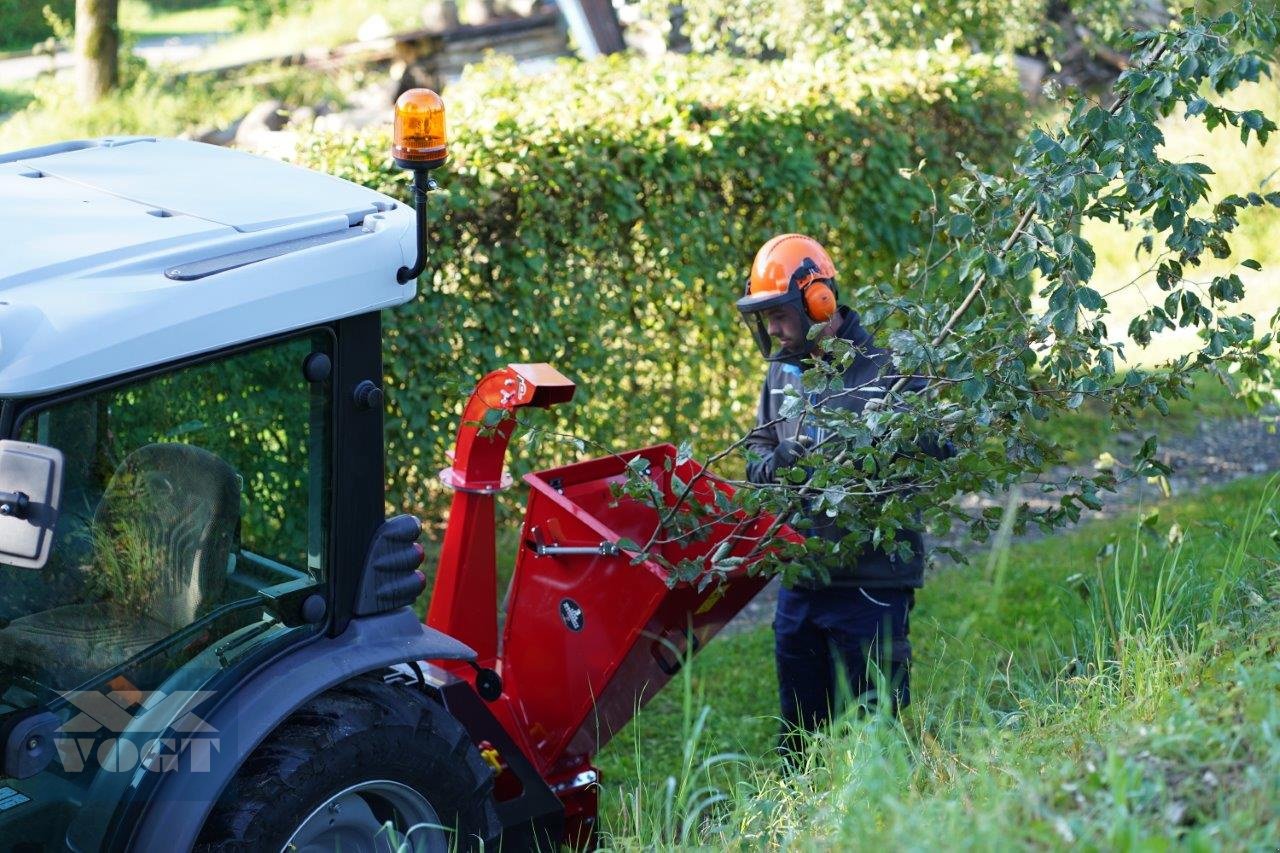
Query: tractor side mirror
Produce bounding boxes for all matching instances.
[0,440,63,569]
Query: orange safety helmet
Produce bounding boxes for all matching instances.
[736,234,840,361]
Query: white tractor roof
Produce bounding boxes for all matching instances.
[0,137,418,396]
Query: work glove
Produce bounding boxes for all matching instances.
[771,435,814,475]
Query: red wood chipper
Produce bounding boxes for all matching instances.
[422,362,794,847]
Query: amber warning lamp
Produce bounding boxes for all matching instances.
[393,88,447,284]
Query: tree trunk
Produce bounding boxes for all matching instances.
[75,0,119,105]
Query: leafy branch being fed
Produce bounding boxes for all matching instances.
[607,3,1280,586]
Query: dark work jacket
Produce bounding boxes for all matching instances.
[745,307,939,589]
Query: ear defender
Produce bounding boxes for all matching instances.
[786,256,838,323]
[802,281,837,322]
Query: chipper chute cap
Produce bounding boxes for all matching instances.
[735,234,839,362]
[393,88,447,170]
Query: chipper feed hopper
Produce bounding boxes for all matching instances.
[0,91,794,851]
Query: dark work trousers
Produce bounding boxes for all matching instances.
[773,584,914,750]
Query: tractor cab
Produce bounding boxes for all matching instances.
[0,136,427,849]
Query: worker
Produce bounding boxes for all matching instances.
[736,233,937,754]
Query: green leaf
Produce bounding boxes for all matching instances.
[1072,248,1095,282]
[296,18,1280,575]
[948,213,973,237]
[676,440,694,466]
[1011,250,1038,278]
[961,375,989,401]
[1053,307,1078,337]
[1078,287,1103,310]
[1030,129,1057,153]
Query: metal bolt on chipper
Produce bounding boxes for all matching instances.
[0,91,793,851]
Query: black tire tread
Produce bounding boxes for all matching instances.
[195,674,498,852]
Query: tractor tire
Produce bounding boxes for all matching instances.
[195,674,500,853]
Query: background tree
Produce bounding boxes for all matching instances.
[75,0,119,104]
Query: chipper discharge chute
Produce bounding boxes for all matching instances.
[425,363,798,846]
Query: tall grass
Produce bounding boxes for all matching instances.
[598,476,1280,849]
[608,629,754,847]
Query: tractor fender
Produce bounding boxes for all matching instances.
[117,607,474,852]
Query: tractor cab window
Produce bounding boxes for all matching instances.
[0,331,332,714]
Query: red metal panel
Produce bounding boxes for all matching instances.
[495,444,797,775]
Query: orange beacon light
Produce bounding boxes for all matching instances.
[393,88,447,170]
[393,88,447,284]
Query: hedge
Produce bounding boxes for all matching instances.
[295,49,1026,524]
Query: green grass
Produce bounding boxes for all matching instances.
[0,82,35,116]
[1031,368,1255,465]
[119,0,240,39]
[0,63,347,150]
[0,1,237,53]
[594,474,1280,848]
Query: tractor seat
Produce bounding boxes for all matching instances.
[0,443,240,689]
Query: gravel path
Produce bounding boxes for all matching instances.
[721,414,1280,636]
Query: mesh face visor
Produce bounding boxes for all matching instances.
[735,287,813,362]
